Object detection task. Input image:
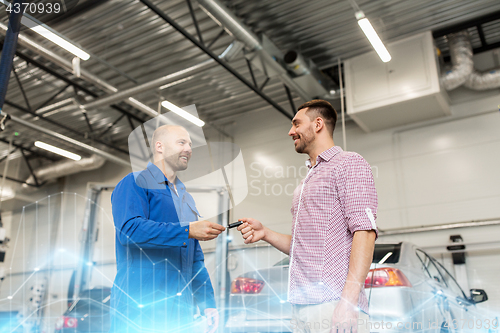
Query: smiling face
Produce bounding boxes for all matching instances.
[288,108,316,154]
[154,125,192,172]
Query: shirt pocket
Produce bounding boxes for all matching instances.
[184,195,202,218]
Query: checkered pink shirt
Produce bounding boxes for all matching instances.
[288,146,378,313]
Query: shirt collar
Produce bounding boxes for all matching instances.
[305,146,343,168]
[146,162,185,189]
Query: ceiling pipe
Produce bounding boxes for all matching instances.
[0,20,229,139]
[196,0,312,102]
[0,22,230,162]
[440,30,500,91]
[440,31,474,91]
[78,59,215,112]
[378,218,500,236]
[140,0,293,120]
[284,51,311,76]
[0,21,227,118]
[464,67,500,90]
[0,111,130,168]
[0,22,158,117]
[23,154,106,187]
[35,97,76,115]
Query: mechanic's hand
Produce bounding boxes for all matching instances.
[204,308,219,333]
[331,299,359,333]
[189,220,226,241]
[237,218,265,244]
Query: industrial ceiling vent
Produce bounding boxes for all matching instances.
[344,31,450,132]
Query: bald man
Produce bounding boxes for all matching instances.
[110,125,225,333]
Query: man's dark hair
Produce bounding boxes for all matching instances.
[297,99,338,136]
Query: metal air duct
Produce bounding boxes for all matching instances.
[464,67,500,90]
[284,51,310,76]
[0,22,160,117]
[24,154,106,186]
[197,0,312,102]
[79,60,215,112]
[283,50,330,98]
[440,30,500,91]
[1,111,130,167]
[440,31,474,91]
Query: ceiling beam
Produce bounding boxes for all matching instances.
[433,11,500,38]
[140,0,293,120]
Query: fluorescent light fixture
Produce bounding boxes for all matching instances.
[356,11,391,63]
[0,1,89,60]
[34,141,82,161]
[161,101,205,127]
[21,16,90,60]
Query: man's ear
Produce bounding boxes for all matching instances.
[315,117,324,133]
[155,141,163,154]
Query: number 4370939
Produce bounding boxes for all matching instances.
[6,2,62,14]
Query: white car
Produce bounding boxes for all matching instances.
[227,242,498,333]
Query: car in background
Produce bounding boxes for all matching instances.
[226,242,497,333]
[55,287,111,333]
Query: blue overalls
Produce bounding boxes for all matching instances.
[109,163,216,333]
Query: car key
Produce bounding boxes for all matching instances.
[227,221,244,229]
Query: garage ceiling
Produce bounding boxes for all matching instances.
[0,0,499,183]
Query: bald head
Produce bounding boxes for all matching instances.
[151,125,192,169]
[151,125,185,153]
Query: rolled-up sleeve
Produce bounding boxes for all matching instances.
[336,154,378,239]
[111,174,189,248]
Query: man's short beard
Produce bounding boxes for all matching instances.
[164,153,189,172]
[295,126,314,153]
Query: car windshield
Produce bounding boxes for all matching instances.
[273,243,402,266]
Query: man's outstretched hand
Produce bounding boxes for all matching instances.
[237,218,266,244]
[189,221,226,241]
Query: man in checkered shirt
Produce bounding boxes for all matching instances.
[238,99,378,333]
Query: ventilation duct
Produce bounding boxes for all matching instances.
[440,31,474,91]
[441,31,500,91]
[464,67,500,90]
[73,59,215,113]
[197,0,314,101]
[24,154,105,187]
[3,111,130,167]
[284,51,310,76]
[283,50,330,98]
[219,41,245,62]
[0,22,186,118]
